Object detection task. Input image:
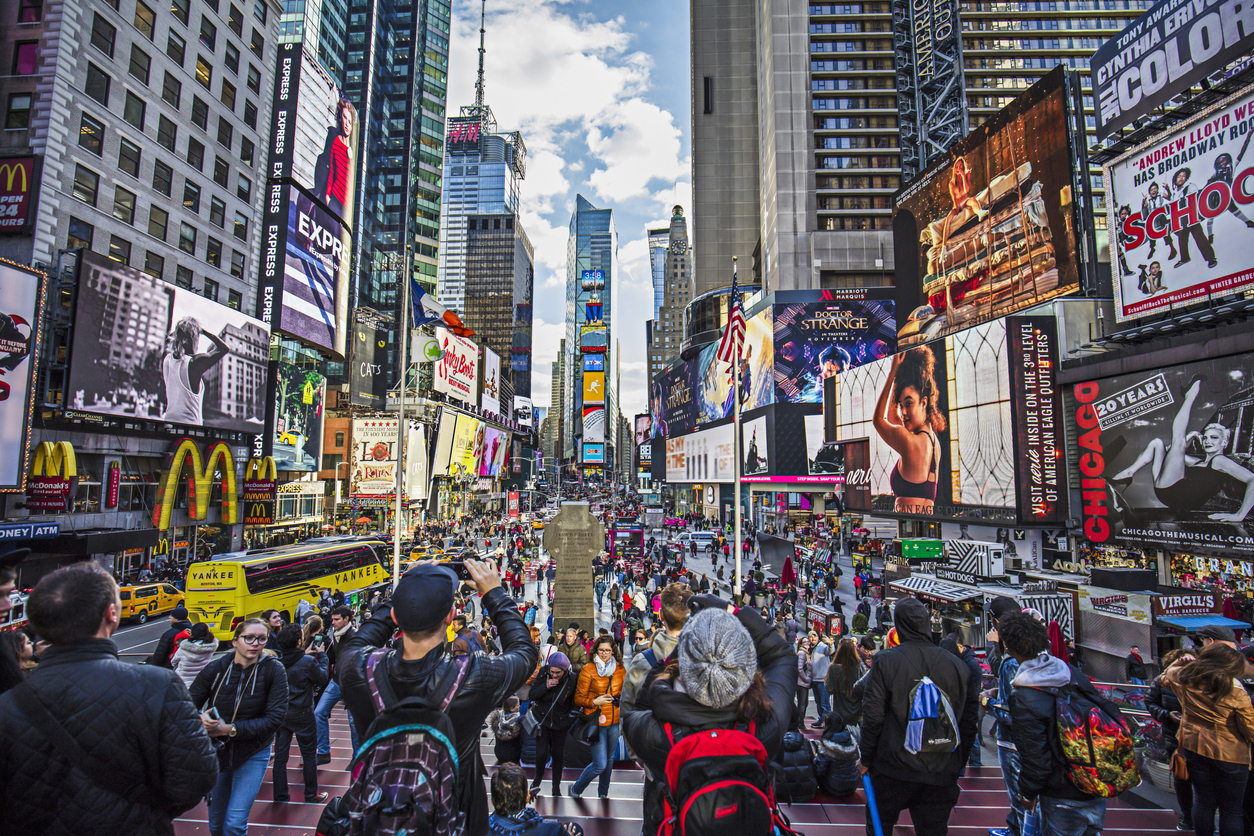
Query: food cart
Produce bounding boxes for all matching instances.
[806,604,845,638]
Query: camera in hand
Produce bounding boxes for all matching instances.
[447,559,473,580]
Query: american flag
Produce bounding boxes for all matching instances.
[716,261,745,367]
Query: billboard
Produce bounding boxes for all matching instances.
[434,326,479,404]
[583,442,606,465]
[431,409,457,476]
[481,347,501,415]
[827,318,1017,521]
[404,420,429,501]
[650,362,695,438]
[449,413,482,476]
[68,251,269,434]
[349,317,389,408]
[479,427,506,477]
[273,357,324,471]
[694,341,734,424]
[1068,354,1254,556]
[1090,0,1254,142]
[1108,86,1254,322]
[1007,316,1067,523]
[583,354,604,372]
[582,371,606,404]
[352,418,398,494]
[0,261,43,490]
[514,395,533,427]
[893,67,1079,349]
[582,405,606,443]
[580,322,608,352]
[0,157,37,232]
[665,422,735,484]
[634,414,652,447]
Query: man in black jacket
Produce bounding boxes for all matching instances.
[0,561,218,834]
[941,633,985,768]
[1125,645,1150,686]
[273,624,329,804]
[314,604,358,763]
[339,559,538,836]
[859,597,978,836]
[147,605,191,668]
[1003,612,1112,836]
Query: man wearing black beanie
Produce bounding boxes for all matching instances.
[339,559,538,836]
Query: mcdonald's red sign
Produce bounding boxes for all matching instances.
[0,157,36,231]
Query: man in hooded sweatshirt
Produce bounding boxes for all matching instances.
[858,596,978,836]
[1002,611,1114,836]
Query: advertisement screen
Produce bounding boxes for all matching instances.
[665,423,736,484]
[893,67,1079,349]
[1068,355,1254,555]
[273,357,324,471]
[650,362,695,438]
[1090,0,1254,141]
[404,420,429,501]
[283,189,352,354]
[583,442,605,465]
[0,157,37,232]
[770,290,896,405]
[583,355,604,372]
[514,396,533,427]
[434,326,479,404]
[1108,86,1254,322]
[582,371,605,404]
[68,251,270,434]
[634,414,652,447]
[481,348,501,415]
[694,341,734,424]
[582,405,606,443]
[449,413,483,476]
[828,318,1017,521]
[580,323,607,352]
[743,415,770,476]
[1007,316,1067,523]
[0,261,43,489]
[349,318,389,408]
[352,418,398,494]
[431,409,457,476]
[479,427,506,477]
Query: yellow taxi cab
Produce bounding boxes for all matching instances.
[531,519,545,530]
[120,583,185,624]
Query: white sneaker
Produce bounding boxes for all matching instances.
[569,786,583,799]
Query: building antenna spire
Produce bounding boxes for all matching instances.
[474,0,486,111]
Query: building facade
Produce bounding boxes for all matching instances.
[646,206,692,388]
[464,211,534,401]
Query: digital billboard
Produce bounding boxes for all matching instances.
[68,251,270,434]
[582,371,605,404]
[481,347,501,415]
[650,362,695,438]
[434,326,479,404]
[404,420,429,501]
[893,67,1079,349]
[582,405,606,443]
[1090,0,1254,141]
[431,409,457,476]
[514,396,533,427]
[449,413,483,476]
[1107,86,1254,322]
[349,317,389,408]
[634,414,652,447]
[1068,354,1254,556]
[0,157,37,232]
[580,323,608,352]
[694,341,734,424]
[827,318,1017,521]
[352,418,398,494]
[665,423,735,484]
[1007,316,1067,524]
[273,357,324,472]
[583,442,606,465]
[769,290,895,404]
[0,260,43,490]
[479,427,506,477]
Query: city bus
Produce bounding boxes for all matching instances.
[184,537,390,641]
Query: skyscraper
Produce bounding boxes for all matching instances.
[646,206,692,389]
[648,226,669,320]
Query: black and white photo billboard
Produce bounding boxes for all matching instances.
[0,260,43,490]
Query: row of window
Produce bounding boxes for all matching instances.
[818,195,895,210]
[963,36,1108,48]
[809,21,892,33]
[809,4,890,13]
[811,59,894,72]
[817,154,900,170]
[819,135,898,149]
[812,39,892,52]
[813,78,895,91]
[960,0,1149,9]
[820,216,893,230]
[961,17,1130,29]
[813,96,897,110]
[817,174,901,190]
[815,115,898,130]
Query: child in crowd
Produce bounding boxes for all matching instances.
[488,763,584,836]
[488,696,523,764]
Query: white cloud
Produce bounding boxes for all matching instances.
[586,98,688,203]
[528,316,568,409]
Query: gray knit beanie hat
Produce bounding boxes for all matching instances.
[677,608,757,709]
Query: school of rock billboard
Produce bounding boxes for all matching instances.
[1068,355,1254,556]
[892,67,1080,350]
[1107,85,1254,322]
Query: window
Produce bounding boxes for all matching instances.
[228,4,243,35]
[224,41,240,73]
[91,13,116,57]
[134,1,156,38]
[195,56,212,88]
[128,44,151,84]
[227,288,242,310]
[239,136,254,165]
[242,100,257,129]
[230,249,245,278]
[217,117,232,147]
[203,277,218,301]
[199,16,216,50]
[246,64,260,93]
[220,79,235,110]
[233,210,248,240]
[209,195,225,227]
[108,235,131,264]
[73,164,100,206]
[166,30,186,65]
[162,71,181,107]
[179,221,197,253]
[18,0,42,23]
[157,114,177,151]
[183,179,201,212]
[5,94,32,130]
[191,96,208,129]
[175,265,193,287]
[206,236,222,266]
[118,138,141,177]
[236,172,251,201]
[123,91,146,129]
[112,186,136,223]
[143,250,164,279]
[78,112,105,155]
[85,63,111,105]
[334,431,345,447]
[13,42,38,75]
[187,137,204,169]
[213,157,229,187]
[152,159,173,195]
[67,216,94,250]
[147,205,168,239]
[253,0,267,23]
[170,0,189,25]
[250,29,263,57]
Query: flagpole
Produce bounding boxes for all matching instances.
[733,256,742,605]
[393,247,412,589]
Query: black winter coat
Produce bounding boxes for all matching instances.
[622,606,797,836]
[528,668,577,730]
[1010,665,1112,802]
[777,731,817,802]
[0,639,219,836]
[148,620,191,668]
[814,725,860,797]
[1145,674,1183,751]
[339,587,538,836]
[189,653,289,771]
[279,648,328,715]
[859,598,978,785]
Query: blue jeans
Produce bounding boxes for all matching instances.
[571,722,621,797]
[315,679,360,757]
[998,745,1026,836]
[1038,795,1107,836]
[208,744,271,836]
[1186,750,1249,836]
[811,682,830,720]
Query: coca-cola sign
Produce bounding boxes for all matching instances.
[433,326,479,404]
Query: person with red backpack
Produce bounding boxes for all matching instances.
[622,595,798,836]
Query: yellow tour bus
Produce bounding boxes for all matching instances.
[185,536,391,642]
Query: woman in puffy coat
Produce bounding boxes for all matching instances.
[777,729,817,802]
[170,622,218,688]
[1146,648,1195,830]
[622,596,797,836]
[796,636,814,722]
[570,636,626,799]
[527,650,577,797]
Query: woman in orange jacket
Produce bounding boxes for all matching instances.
[569,635,626,799]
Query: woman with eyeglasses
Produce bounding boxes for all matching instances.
[570,636,626,798]
[190,618,289,836]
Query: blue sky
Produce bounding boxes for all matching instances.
[445,0,692,420]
